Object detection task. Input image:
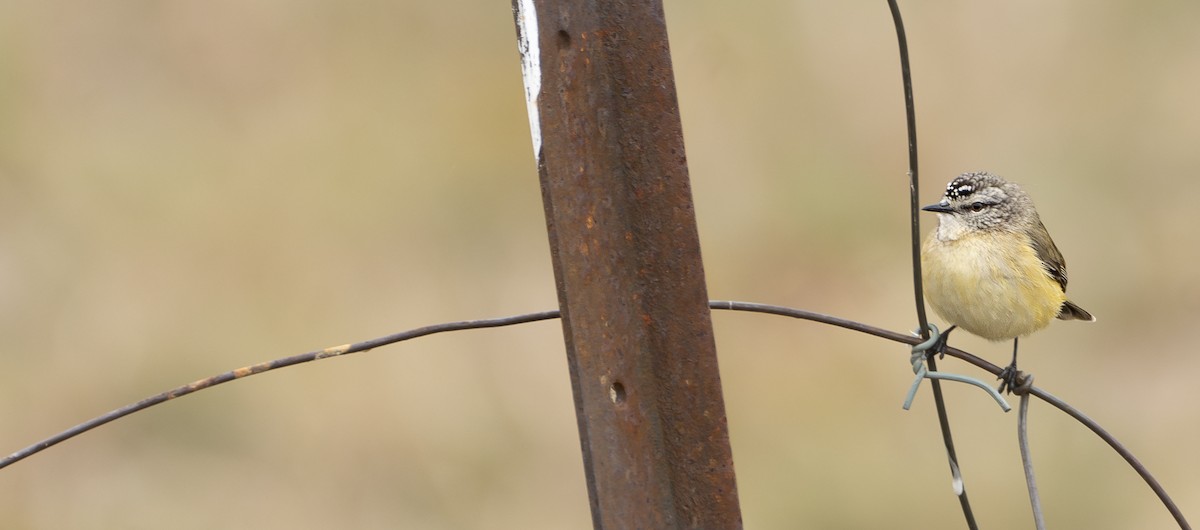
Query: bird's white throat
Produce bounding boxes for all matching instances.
[934,213,971,242]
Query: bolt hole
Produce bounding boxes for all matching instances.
[556,29,571,48]
[609,381,626,404]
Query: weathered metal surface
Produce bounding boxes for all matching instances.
[513,1,742,528]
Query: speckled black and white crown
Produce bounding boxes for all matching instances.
[944,171,1010,200]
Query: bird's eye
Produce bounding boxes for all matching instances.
[969,202,986,212]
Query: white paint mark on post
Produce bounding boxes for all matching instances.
[515,0,542,160]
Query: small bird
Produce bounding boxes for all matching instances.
[921,171,1094,393]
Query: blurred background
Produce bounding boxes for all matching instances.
[1,1,1197,528]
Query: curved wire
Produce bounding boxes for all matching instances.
[883,0,978,525]
[0,310,561,470]
[1016,382,1047,530]
[906,323,1011,411]
[906,366,1012,413]
[713,300,1189,530]
[0,302,1189,530]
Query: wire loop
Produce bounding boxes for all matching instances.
[904,324,1012,412]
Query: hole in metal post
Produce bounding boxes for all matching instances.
[556,29,571,48]
[609,381,626,404]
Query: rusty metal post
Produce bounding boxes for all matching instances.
[513,1,742,528]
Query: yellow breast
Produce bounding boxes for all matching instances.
[921,231,1065,341]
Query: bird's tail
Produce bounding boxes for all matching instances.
[1058,300,1096,322]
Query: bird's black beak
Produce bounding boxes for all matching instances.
[921,201,954,213]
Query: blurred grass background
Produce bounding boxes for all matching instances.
[1,1,1198,528]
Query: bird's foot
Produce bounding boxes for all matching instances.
[912,324,956,361]
[997,364,1031,395]
[929,326,953,359]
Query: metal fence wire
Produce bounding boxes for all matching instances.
[0,1,1192,529]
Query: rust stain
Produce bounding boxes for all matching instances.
[316,343,352,359]
[522,0,740,525]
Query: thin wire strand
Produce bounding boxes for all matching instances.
[0,302,1189,529]
[1017,384,1047,530]
[889,0,928,333]
[1030,386,1190,529]
[714,300,1190,530]
[906,331,1011,411]
[910,368,1012,412]
[885,0,977,527]
[0,310,561,471]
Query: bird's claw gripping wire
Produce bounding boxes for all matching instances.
[998,364,1018,394]
[904,324,1011,412]
[1000,369,1035,396]
[913,323,955,360]
[909,323,945,370]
